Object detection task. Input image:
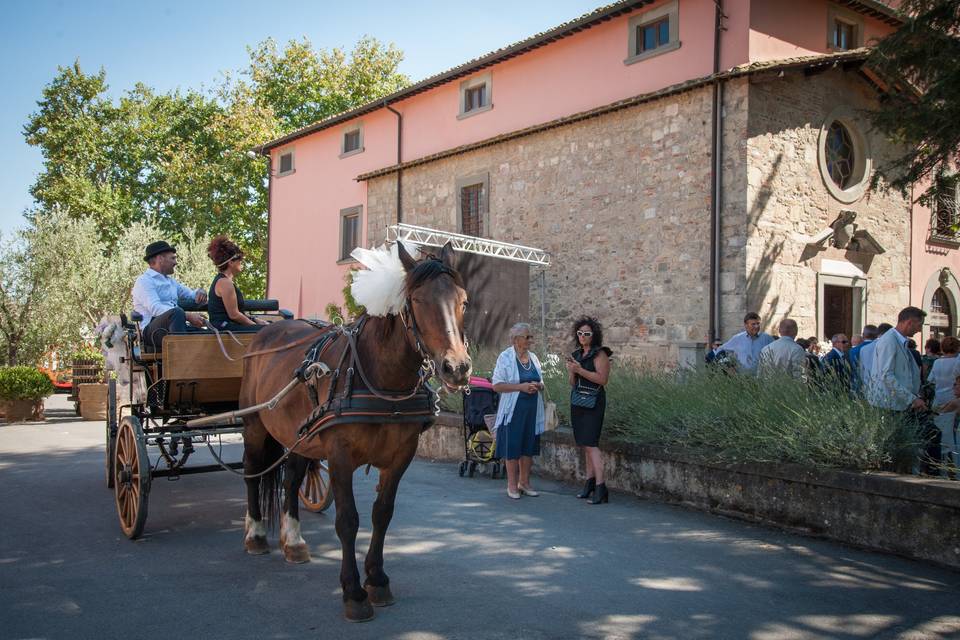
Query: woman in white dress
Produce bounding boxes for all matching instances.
[930,336,960,472]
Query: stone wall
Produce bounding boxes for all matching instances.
[366,67,911,359]
[418,418,960,570]
[744,69,911,339]
[367,82,745,362]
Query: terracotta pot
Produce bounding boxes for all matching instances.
[1,399,45,422]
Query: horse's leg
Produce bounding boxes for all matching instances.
[329,452,374,622]
[279,453,311,564]
[363,442,416,607]
[242,412,275,555]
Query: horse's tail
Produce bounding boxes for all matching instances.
[258,436,284,531]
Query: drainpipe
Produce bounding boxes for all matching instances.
[709,0,725,343]
[385,102,403,223]
[265,154,273,298]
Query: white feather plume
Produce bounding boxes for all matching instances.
[349,242,418,316]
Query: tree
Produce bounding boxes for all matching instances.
[245,36,409,132]
[868,0,960,205]
[0,234,50,366]
[24,37,409,301]
[23,209,213,352]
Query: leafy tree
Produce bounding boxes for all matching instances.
[0,234,50,366]
[868,0,960,205]
[245,35,409,132]
[23,36,409,304]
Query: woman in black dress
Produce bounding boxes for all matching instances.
[565,316,612,504]
[206,235,264,331]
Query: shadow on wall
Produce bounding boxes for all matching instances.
[745,153,796,332]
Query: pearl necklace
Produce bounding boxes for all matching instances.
[516,350,532,370]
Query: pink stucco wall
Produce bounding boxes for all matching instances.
[749,0,894,62]
[267,0,900,317]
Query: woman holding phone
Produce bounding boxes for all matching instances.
[565,316,612,504]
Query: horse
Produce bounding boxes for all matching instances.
[238,241,471,622]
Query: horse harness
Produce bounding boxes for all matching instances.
[290,309,440,442]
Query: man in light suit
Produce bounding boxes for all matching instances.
[859,323,892,399]
[869,307,937,473]
[757,318,807,380]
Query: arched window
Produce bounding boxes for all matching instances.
[930,287,955,340]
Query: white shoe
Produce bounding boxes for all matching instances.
[518,485,539,497]
[507,488,521,500]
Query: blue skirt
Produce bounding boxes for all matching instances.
[496,396,540,460]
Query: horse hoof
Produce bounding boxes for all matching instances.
[365,584,395,607]
[244,536,269,555]
[343,598,375,623]
[282,543,311,564]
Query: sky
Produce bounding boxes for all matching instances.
[0,0,600,235]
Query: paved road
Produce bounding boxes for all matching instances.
[1,395,959,640]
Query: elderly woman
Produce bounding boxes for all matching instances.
[565,316,612,504]
[492,322,546,500]
[206,235,265,331]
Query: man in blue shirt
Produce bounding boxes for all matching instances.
[720,312,775,375]
[848,324,878,395]
[132,241,208,348]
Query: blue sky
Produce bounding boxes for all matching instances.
[0,0,599,235]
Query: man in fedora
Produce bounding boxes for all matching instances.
[132,240,208,348]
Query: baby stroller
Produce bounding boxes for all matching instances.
[458,376,503,479]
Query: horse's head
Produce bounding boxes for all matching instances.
[398,241,472,390]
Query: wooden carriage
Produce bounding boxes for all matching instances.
[107,301,333,539]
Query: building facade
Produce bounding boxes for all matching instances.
[259,0,946,363]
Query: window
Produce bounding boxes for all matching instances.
[625,0,680,65]
[929,288,955,340]
[277,149,294,176]
[825,122,855,189]
[932,177,959,241]
[458,73,492,119]
[340,123,363,158]
[456,173,490,237]
[827,5,863,51]
[339,206,362,261]
[817,106,872,204]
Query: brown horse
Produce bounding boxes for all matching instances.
[239,242,471,622]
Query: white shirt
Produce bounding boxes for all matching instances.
[131,268,201,328]
[491,347,545,435]
[720,330,775,374]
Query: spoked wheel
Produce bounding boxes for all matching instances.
[105,379,117,489]
[298,460,333,513]
[114,416,151,539]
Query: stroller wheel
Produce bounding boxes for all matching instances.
[458,461,467,477]
[468,461,477,477]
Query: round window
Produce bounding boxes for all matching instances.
[818,107,871,204]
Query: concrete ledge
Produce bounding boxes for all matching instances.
[418,414,960,569]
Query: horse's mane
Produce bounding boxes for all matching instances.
[350,243,462,317]
[404,255,464,294]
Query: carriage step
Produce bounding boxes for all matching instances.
[153,462,243,477]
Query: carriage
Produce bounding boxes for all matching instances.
[105,299,333,539]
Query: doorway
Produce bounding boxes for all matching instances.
[817,273,866,341]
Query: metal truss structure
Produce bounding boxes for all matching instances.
[386,223,550,266]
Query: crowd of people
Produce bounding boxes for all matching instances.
[708,308,959,477]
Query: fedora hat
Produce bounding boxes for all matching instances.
[144,240,177,262]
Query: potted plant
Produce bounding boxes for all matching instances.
[0,366,55,422]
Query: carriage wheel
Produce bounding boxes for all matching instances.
[114,416,151,539]
[298,460,333,513]
[105,379,117,489]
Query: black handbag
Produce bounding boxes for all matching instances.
[570,381,599,409]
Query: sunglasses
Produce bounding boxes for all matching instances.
[837,340,850,344]
[577,331,593,337]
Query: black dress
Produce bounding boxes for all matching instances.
[208,273,255,331]
[570,346,612,447]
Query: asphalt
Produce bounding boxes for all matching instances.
[1,395,959,640]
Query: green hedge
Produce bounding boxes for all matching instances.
[0,366,55,401]
[447,348,914,472]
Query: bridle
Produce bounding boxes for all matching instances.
[397,267,470,395]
